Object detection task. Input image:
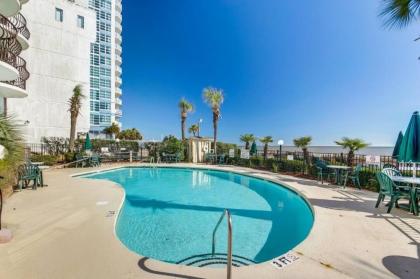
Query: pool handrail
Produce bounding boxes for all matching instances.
[211,209,232,279]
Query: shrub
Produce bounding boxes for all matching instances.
[159,136,185,160]
[216,142,237,155]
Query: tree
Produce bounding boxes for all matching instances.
[335,137,369,166]
[0,115,24,232]
[203,87,224,153]
[380,0,420,28]
[188,124,199,137]
[294,136,312,167]
[118,128,142,140]
[240,134,256,150]
[259,136,273,160]
[68,85,85,151]
[178,98,194,141]
[103,123,120,139]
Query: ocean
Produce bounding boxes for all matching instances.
[256,146,394,156]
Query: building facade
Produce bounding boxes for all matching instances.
[88,0,122,138]
[0,0,31,112]
[7,0,96,143]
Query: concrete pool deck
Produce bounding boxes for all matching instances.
[0,163,419,279]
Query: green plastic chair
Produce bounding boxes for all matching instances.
[75,154,87,168]
[413,187,419,216]
[343,164,362,189]
[375,172,411,213]
[16,164,41,191]
[90,154,101,167]
[218,154,226,165]
[315,160,334,184]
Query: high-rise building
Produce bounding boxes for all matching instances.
[6,0,96,143]
[0,0,31,112]
[88,0,122,138]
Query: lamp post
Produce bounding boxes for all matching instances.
[277,139,284,161]
[198,118,203,138]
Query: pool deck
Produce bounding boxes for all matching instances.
[0,163,419,279]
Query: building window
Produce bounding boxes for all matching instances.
[55,8,63,22]
[77,15,85,29]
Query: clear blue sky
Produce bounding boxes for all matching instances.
[121,0,420,146]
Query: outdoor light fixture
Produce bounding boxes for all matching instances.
[278,139,284,161]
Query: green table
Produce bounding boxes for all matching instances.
[327,165,352,186]
[390,176,420,215]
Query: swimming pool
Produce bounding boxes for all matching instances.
[83,167,313,267]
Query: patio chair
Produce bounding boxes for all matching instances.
[16,164,41,191]
[343,164,362,189]
[315,160,334,184]
[75,154,87,168]
[375,172,411,213]
[218,154,226,165]
[90,154,101,167]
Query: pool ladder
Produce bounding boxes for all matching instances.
[212,209,233,279]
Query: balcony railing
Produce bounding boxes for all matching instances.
[0,14,18,39]
[9,13,31,40]
[4,56,29,90]
[0,38,22,70]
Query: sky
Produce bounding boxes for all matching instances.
[121,0,420,146]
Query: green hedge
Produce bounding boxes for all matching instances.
[227,156,379,192]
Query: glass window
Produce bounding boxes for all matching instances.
[55,8,63,22]
[77,15,85,29]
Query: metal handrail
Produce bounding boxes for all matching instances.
[211,209,233,279]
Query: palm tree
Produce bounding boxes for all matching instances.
[240,134,256,150]
[178,98,194,141]
[103,123,120,139]
[203,87,224,153]
[68,85,85,152]
[380,0,420,28]
[294,136,312,167]
[259,136,273,160]
[0,115,24,231]
[188,124,199,137]
[335,137,369,166]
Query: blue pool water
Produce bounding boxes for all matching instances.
[83,167,313,266]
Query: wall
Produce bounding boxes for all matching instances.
[8,0,96,143]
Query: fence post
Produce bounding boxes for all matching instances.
[129,151,133,163]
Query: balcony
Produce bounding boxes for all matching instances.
[116,21,122,34]
[115,44,122,56]
[0,14,19,40]
[0,56,29,98]
[115,109,122,117]
[116,65,122,75]
[116,1,122,13]
[115,54,122,66]
[0,0,21,17]
[115,12,122,24]
[115,87,122,96]
[0,38,23,81]
[115,76,122,86]
[115,98,122,106]
[115,33,122,44]
[9,13,30,50]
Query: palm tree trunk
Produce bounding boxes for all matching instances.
[264,144,268,160]
[181,116,186,141]
[245,142,250,150]
[213,112,218,153]
[347,150,354,166]
[69,115,77,152]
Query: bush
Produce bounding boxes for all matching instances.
[89,139,139,152]
[159,136,185,160]
[216,142,237,155]
[30,154,60,166]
